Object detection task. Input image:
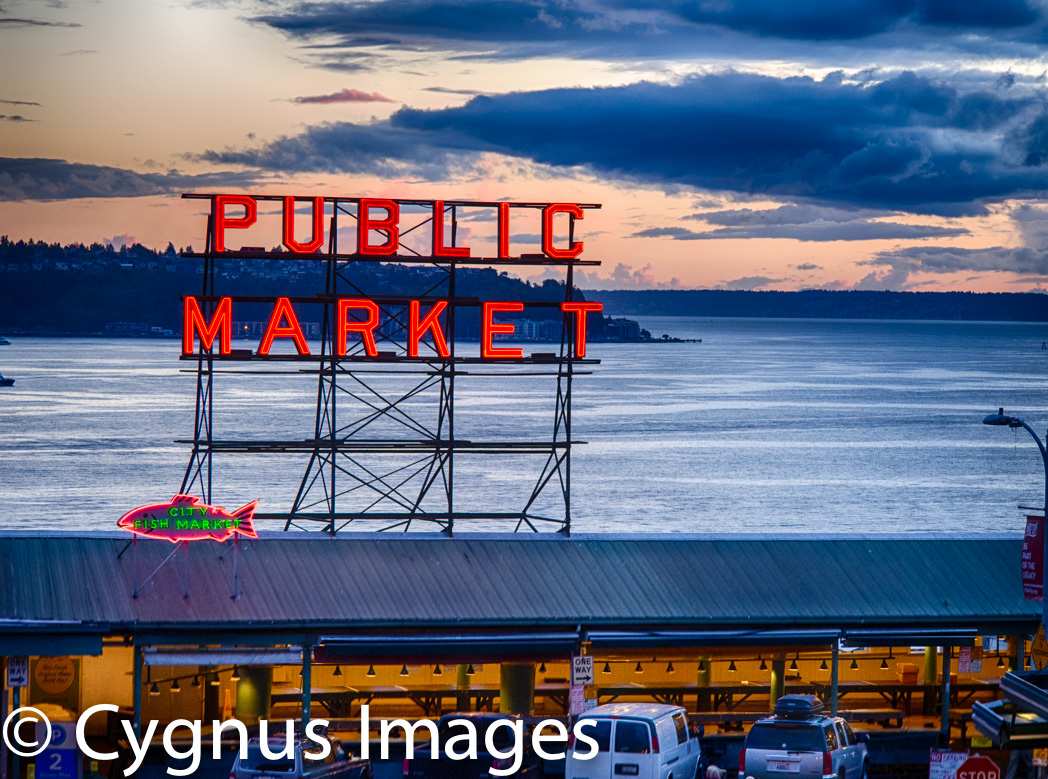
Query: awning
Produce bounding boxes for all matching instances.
[143,647,304,666]
[972,671,1048,748]
[584,629,842,648]
[973,700,1048,748]
[0,633,104,657]
[317,632,580,662]
[841,628,978,647]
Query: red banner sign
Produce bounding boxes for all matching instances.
[1023,515,1044,601]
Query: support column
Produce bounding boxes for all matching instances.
[202,666,220,722]
[940,646,952,739]
[11,683,20,779]
[924,647,938,715]
[830,645,839,717]
[769,656,786,713]
[132,646,143,739]
[1018,636,1027,672]
[499,663,535,716]
[456,664,471,711]
[302,647,312,725]
[696,655,712,711]
[235,667,272,725]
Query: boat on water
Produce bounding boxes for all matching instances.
[0,374,13,387]
[0,337,10,345]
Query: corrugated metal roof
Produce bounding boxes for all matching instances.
[0,534,1037,639]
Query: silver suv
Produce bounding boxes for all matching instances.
[740,696,868,779]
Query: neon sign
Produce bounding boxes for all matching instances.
[118,495,258,543]
[183,297,603,359]
[207,195,587,259]
[182,194,604,361]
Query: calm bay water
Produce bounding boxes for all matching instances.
[0,317,1045,535]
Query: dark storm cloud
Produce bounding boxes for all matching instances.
[675,0,1040,39]
[247,0,1047,61]
[0,157,262,201]
[201,70,1048,215]
[199,121,495,180]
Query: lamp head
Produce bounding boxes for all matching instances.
[984,408,1021,427]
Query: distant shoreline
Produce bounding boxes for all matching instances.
[591,288,1048,323]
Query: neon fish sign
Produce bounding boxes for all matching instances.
[118,494,259,543]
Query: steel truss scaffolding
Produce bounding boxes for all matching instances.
[178,195,601,535]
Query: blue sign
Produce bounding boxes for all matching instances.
[35,722,78,779]
[36,748,77,779]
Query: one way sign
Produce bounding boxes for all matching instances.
[572,655,594,686]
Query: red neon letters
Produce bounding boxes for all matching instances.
[183,297,602,359]
[482,302,524,359]
[497,202,511,259]
[337,299,380,356]
[542,203,584,260]
[203,195,593,259]
[358,199,400,255]
[409,301,450,358]
[283,196,325,254]
[561,301,603,358]
[259,297,310,355]
[213,195,257,253]
[183,296,232,354]
[432,201,469,257]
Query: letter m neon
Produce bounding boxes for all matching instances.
[183,296,232,354]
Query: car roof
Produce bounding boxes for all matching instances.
[581,703,683,719]
[755,715,841,726]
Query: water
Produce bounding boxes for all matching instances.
[0,317,1045,535]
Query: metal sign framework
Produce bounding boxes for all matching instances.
[177,194,601,535]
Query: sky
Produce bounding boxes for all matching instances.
[4,0,1048,292]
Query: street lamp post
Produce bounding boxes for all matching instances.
[984,408,1048,630]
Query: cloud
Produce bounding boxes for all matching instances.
[632,221,967,241]
[292,87,395,104]
[866,244,1048,276]
[552,262,681,290]
[0,17,80,27]
[61,49,97,55]
[0,157,263,201]
[719,275,786,290]
[104,233,136,250]
[200,70,1048,215]
[0,99,41,106]
[247,0,1048,63]
[851,266,917,290]
[796,263,822,270]
[424,86,490,96]
[0,115,35,122]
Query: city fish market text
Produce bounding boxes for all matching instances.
[118,495,259,543]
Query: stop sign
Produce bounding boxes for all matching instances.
[957,756,1000,779]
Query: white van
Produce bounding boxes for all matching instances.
[565,702,703,779]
